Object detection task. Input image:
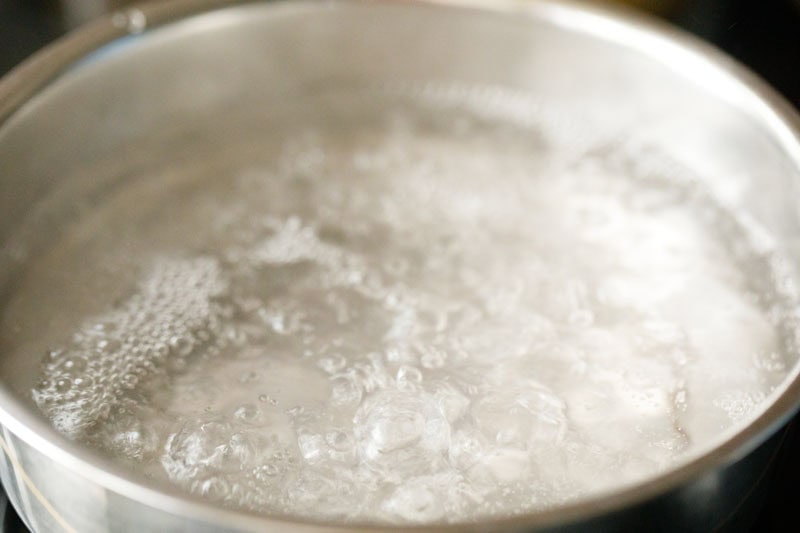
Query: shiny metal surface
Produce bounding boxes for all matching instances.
[1,0,800,531]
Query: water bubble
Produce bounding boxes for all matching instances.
[120,373,138,389]
[254,463,280,481]
[298,433,326,463]
[473,448,531,483]
[317,354,346,374]
[418,345,447,369]
[396,365,422,391]
[472,386,566,449]
[325,430,352,452]
[61,356,86,374]
[169,335,194,357]
[55,377,72,393]
[195,476,229,502]
[382,478,446,522]
[433,382,470,423]
[152,342,169,359]
[754,351,786,373]
[330,375,362,407]
[354,390,450,478]
[448,430,483,470]
[233,404,260,424]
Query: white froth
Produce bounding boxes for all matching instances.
[32,257,227,437]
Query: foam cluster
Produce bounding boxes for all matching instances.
[32,258,227,437]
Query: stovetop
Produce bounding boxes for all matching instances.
[0,486,26,533]
[0,1,799,532]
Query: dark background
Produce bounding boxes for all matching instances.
[0,0,799,531]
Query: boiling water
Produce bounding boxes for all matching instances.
[5,86,799,523]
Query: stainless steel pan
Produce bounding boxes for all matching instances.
[1,1,800,531]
